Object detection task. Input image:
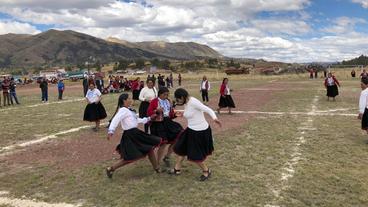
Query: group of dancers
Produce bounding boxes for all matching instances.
[82,76,237,181]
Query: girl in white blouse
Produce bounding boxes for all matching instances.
[169,88,221,181]
[358,77,368,132]
[83,83,107,131]
[105,93,162,178]
[138,78,157,133]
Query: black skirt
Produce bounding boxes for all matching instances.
[150,117,184,144]
[116,128,162,162]
[132,90,140,100]
[362,108,368,130]
[174,127,214,162]
[218,95,236,108]
[139,101,150,118]
[83,102,107,122]
[326,85,339,97]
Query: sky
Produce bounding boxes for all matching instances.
[0,0,368,63]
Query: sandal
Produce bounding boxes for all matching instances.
[106,167,114,179]
[168,168,181,175]
[199,169,211,181]
[155,168,163,173]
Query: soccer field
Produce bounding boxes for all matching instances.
[0,72,367,207]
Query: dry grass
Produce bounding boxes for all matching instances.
[1,72,368,206]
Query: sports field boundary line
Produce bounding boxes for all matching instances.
[0,98,85,112]
[0,123,107,157]
[0,191,82,207]
[265,95,319,207]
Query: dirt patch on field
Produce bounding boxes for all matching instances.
[0,82,292,172]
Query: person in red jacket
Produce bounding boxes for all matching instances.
[217,78,236,114]
[147,87,183,168]
[324,72,340,101]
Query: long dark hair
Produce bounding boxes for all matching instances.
[158,87,169,96]
[362,77,368,85]
[222,78,228,84]
[109,93,129,125]
[174,88,189,105]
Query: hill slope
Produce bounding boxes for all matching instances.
[0,30,223,68]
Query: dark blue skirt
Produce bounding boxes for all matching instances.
[174,127,214,162]
[150,117,184,144]
[116,128,162,162]
[83,102,107,122]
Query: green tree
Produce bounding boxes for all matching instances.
[135,59,145,69]
[151,58,161,67]
[117,59,129,71]
[162,60,171,69]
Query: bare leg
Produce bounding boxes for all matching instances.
[228,107,232,114]
[196,162,209,175]
[174,155,185,170]
[147,150,159,170]
[110,160,129,171]
[157,144,169,165]
[96,120,100,129]
[167,144,174,157]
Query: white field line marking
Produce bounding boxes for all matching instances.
[266,95,319,207]
[221,110,356,117]
[0,98,84,112]
[0,191,82,207]
[0,123,107,157]
[177,109,357,117]
[315,108,355,113]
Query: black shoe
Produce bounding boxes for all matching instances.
[155,168,163,173]
[199,169,211,181]
[168,168,181,175]
[106,167,114,179]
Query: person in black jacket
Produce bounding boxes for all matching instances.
[9,78,20,105]
[39,77,48,103]
[83,75,89,96]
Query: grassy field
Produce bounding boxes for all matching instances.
[0,70,368,207]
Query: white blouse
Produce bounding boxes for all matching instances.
[108,107,150,134]
[327,77,335,86]
[86,89,101,103]
[225,85,231,95]
[183,97,217,131]
[200,80,211,90]
[359,88,368,114]
[139,87,157,102]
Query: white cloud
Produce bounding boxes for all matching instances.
[321,16,366,34]
[0,0,367,63]
[0,20,40,35]
[0,0,114,9]
[352,0,368,8]
[250,19,311,35]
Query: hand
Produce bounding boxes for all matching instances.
[214,119,222,127]
[175,111,183,117]
[358,113,363,120]
[150,113,158,120]
[107,133,113,140]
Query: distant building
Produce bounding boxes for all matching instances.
[40,68,67,80]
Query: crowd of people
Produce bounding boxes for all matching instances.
[6,68,368,181]
[1,77,20,107]
[81,73,239,181]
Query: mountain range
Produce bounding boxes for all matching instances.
[0,29,223,68]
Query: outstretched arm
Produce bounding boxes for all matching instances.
[107,109,127,139]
